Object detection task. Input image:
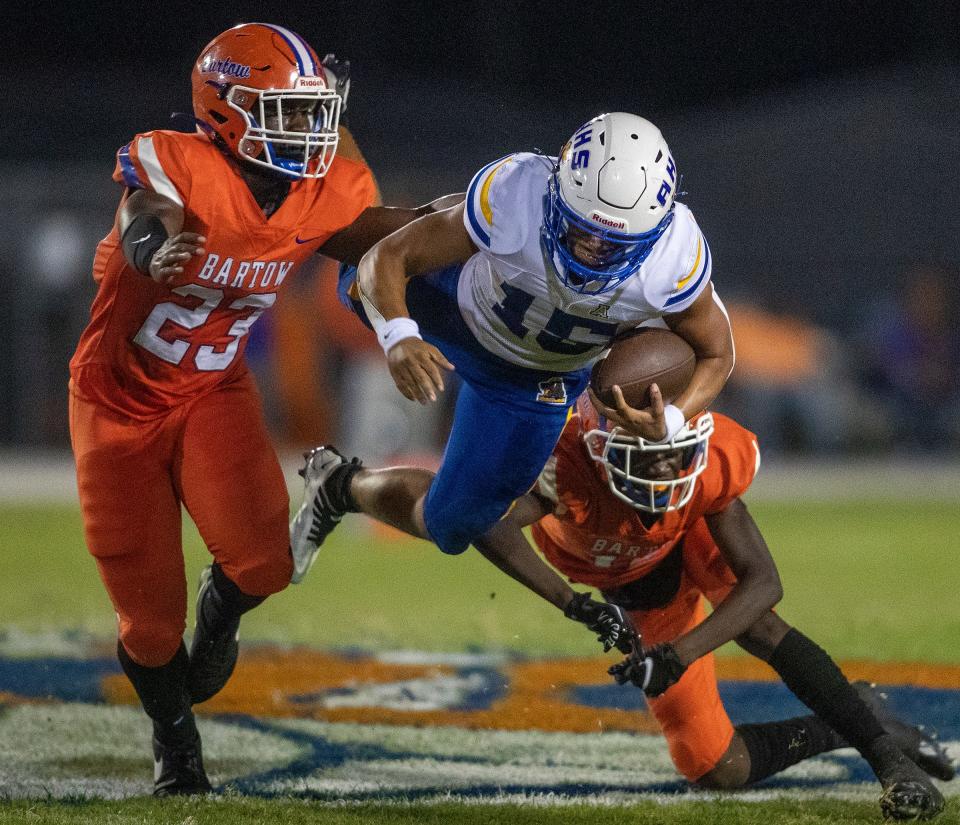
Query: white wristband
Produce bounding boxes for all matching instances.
[655,404,686,444]
[377,317,422,354]
[356,279,422,354]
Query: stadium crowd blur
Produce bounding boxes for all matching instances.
[1,3,958,459]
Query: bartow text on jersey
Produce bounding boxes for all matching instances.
[197,254,294,289]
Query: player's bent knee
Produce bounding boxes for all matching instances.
[226,551,293,597]
[691,732,752,789]
[693,763,748,790]
[658,703,740,787]
[120,623,185,669]
[423,514,484,555]
[423,495,509,555]
[665,738,733,785]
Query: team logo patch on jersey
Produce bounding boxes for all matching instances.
[590,304,612,319]
[537,377,568,405]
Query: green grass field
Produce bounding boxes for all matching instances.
[3,499,959,660]
[2,498,959,824]
[0,798,923,825]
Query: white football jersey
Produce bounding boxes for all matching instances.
[459,152,712,373]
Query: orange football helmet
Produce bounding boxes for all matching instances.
[191,23,341,179]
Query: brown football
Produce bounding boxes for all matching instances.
[590,327,696,408]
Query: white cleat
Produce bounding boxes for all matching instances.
[289,446,358,584]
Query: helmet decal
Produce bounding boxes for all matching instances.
[200,57,252,79]
[258,23,319,76]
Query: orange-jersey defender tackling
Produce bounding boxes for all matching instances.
[454,395,951,820]
[69,23,442,796]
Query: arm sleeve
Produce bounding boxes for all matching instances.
[112,132,191,208]
[645,208,713,314]
[462,153,530,254]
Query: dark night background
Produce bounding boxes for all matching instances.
[6,2,959,171]
[2,1,960,450]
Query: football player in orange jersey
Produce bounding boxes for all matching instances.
[69,23,451,796]
[483,395,954,819]
[314,393,952,819]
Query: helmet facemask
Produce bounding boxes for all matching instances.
[541,176,674,295]
[227,84,341,179]
[584,413,715,513]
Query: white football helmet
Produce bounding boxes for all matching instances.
[542,112,679,294]
[580,394,714,513]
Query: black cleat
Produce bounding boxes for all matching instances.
[187,565,239,705]
[879,778,945,821]
[289,446,360,584]
[855,680,955,782]
[152,731,212,797]
[869,734,945,821]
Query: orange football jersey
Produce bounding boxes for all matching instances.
[70,129,375,418]
[531,413,761,589]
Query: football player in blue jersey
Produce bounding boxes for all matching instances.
[291,112,735,578]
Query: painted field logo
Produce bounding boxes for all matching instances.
[0,643,957,804]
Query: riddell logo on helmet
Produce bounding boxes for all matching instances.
[295,77,328,89]
[589,212,627,230]
[202,56,252,79]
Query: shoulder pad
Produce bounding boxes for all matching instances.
[701,414,761,513]
[643,204,712,313]
[463,152,552,255]
[113,130,191,207]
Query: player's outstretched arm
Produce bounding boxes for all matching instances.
[664,283,735,421]
[672,498,782,666]
[319,121,463,266]
[357,200,477,318]
[472,494,572,610]
[118,189,206,285]
[473,496,636,654]
[318,193,467,267]
[353,202,476,403]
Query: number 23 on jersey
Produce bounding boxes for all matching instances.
[134,284,276,371]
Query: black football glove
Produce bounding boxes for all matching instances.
[321,54,351,114]
[608,642,687,698]
[563,592,638,654]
